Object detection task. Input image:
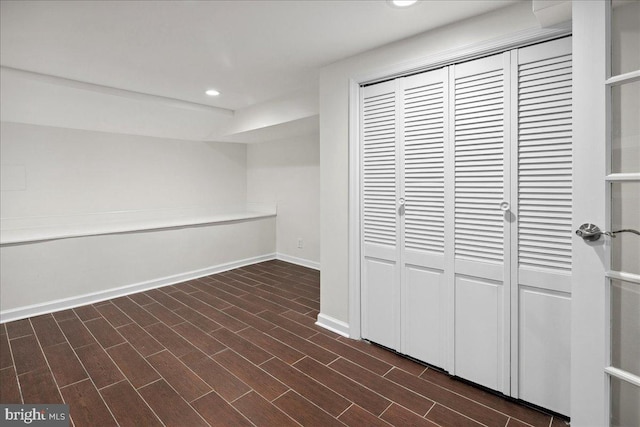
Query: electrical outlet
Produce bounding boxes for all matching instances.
[297,238,304,249]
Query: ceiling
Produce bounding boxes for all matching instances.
[0,0,521,114]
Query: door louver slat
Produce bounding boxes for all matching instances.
[518,53,572,273]
[454,66,505,263]
[363,90,397,246]
[403,80,445,253]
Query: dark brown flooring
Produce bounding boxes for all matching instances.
[1,260,568,427]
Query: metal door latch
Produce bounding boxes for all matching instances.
[576,223,640,241]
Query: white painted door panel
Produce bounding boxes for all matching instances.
[519,288,571,415]
[454,276,504,391]
[403,265,445,367]
[452,52,511,394]
[400,69,448,367]
[362,257,398,348]
[514,37,572,415]
[361,80,400,351]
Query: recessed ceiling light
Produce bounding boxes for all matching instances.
[205,89,220,96]
[389,0,418,7]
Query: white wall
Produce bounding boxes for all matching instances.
[1,122,247,218]
[0,217,276,319]
[0,121,279,320]
[318,2,543,325]
[247,133,320,268]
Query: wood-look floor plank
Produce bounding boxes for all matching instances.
[419,368,552,427]
[144,289,185,311]
[329,358,434,417]
[0,366,22,403]
[274,390,347,427]
[231,391,299,427]
[146,350,211,402]
[128,292,155,306]
[257,310,317,339]
[181,351,251,402]
[83,318,125,349]
[380,403,439,427]
[171,322,225,356]
[100,380,163,427]
[238,326,305,365]
[385,367,509,427]
[60,379,117,426]
[111,297,159,328]
[144,303,185,326]
[116,323,164,357]
[310,332,393,375]
[173,306,222,333]
[264,327,338,365]
[19,368,63,403]
[138,379,208,427]
[107,343,159,389]
[6,319,33,339]
[212,348,288,401]
[209,328,272,365]
[11,335,47,375]
[144,322,198,358]
[222,306,276,333]
[42,342,88,387]
[75,343,124,389]
[336,336,427,376]
[261,357,351,417]
[93,303,133,328]
[73,305,102,321]
[0,332,13,369]
[293,356,391,416]
[52,309,77,322]
[57,317,97,349]
[192,391,254,427]
[426,403,485,427]
[30,314,67,348]
[339,404,394,427]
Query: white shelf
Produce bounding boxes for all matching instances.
[0,204,276,245]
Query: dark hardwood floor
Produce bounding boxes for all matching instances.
[0,260,568,426]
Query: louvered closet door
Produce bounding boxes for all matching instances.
[451,52,511,394]
[399,69,448,368]
[514,37,572,415]
[361,80,401,351]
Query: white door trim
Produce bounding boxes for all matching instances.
[570,2,608,425]
[348,24,572,340]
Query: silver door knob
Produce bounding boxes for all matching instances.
[499,201,510,211]
[576,223,640,241]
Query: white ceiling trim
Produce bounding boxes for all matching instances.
[1,66,233,116]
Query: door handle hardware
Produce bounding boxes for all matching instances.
[575,223,640,241]
[608,229,640,237]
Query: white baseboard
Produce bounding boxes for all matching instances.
[0,253,277,323]
[276,253,320,270]
[315,313,350,338]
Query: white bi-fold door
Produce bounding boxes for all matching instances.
[361,37,572,415]
[361,67,448,368]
